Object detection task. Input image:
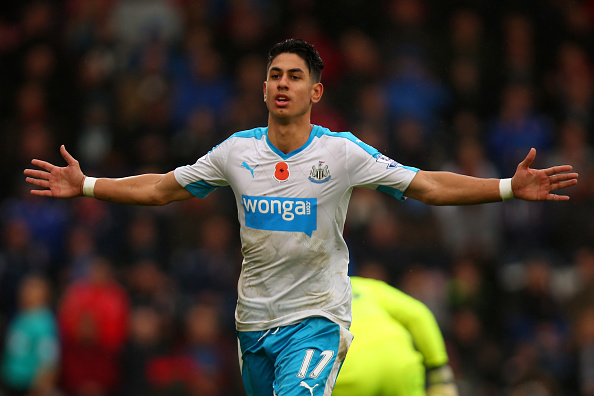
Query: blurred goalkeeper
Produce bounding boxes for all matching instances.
[334,276,457,396]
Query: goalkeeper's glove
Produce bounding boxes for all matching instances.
[426,364,459,396]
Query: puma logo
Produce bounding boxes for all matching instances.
[241,162,259,178]
[299,381,318,396]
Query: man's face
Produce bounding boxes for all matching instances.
[264,53,322,122]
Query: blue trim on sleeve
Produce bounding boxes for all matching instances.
[184,180,219,198]
[376,185,406,200]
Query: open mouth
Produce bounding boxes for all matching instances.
[275,94,290,106]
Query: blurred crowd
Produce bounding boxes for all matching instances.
[0,0,593,395]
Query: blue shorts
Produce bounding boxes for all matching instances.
[237,317,353,396]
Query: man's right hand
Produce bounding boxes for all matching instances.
[24,145,86,198]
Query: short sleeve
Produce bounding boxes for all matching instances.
[174,142,231,198]
[345,136,419,200]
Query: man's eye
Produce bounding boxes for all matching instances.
[291,75,301,80]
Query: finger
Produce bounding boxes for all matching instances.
[546,193,570,201]
[60,145,77,166]
[30,189,54,197]
[25,177,50,188]
[31,159,55,172]
[544,165,573,176]
[24,168,51,180]
[548,172,578,183]
[551,179,579,190]
[518,148,536,169]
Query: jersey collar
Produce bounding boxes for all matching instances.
[265,125,319,160]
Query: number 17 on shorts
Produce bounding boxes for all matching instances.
[238,317,353,396]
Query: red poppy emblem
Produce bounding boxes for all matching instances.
[274,162,290,182]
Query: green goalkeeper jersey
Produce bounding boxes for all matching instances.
[333,276,449,396]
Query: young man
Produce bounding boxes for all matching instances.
[333,276,457,396]
[24,39,578,396]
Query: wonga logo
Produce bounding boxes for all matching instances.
[242,195,317,237]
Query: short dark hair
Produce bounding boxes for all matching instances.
[267,38,324,82]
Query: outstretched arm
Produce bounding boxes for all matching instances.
[24,145,193,205]
[404,148,578,205]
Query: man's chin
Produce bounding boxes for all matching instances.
[270,109,293,121]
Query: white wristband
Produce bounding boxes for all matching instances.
[499,178,514,201]
[82,176,98,198]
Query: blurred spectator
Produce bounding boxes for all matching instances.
[124,259,176,320]
[76,47,116,114]
[223,53,268,132]
[334,30,384,121]
[180,296,240,396]
[499,254,576,392]
[58,257,129,396]
[447,257,497,320]
[566,247,594,328]
[546,41,593,130]
[64,225,98,282]
[122,209,166,265]
[439,7,495,116]
[345,188,391,271]
[355,209,406,280]
[172,106,220,164]
[171,44,232,129]
[398,265,448,325]
[63,0,118,54]
[1,275,59,396]
[547,120,594,201]
[486,82,554,176]
[500,13,537,86]
[433,137,503,260]
[1,183,69,274]
[119,305,169,396]
[19,1,58,45]
[77,103,113,170]
[575,308,594,396]
[220,0,273,61]
[448,307,502,396]
[502,255,567,343]
[545,120,594,253]
[116,39,176,172]
[566,246,594,394]
[110,0,182,66]
[0,219,50,318]
[385,47,450,132]
[169,214,239,317]
[287,15,343,87]
[382,0,434,62]
[391,117,430,169]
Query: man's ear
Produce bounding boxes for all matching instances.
[263,81,267,102]
[311,82,324,104]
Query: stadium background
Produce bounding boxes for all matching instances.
[0,0,593,395]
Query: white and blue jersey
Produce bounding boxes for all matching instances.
[174,125,418,332]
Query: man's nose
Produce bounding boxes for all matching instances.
[278,74,289,88]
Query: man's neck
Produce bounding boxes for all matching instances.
[267,116,313,154]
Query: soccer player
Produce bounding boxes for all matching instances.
[333,276,457,396]
[24,39,578,396]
